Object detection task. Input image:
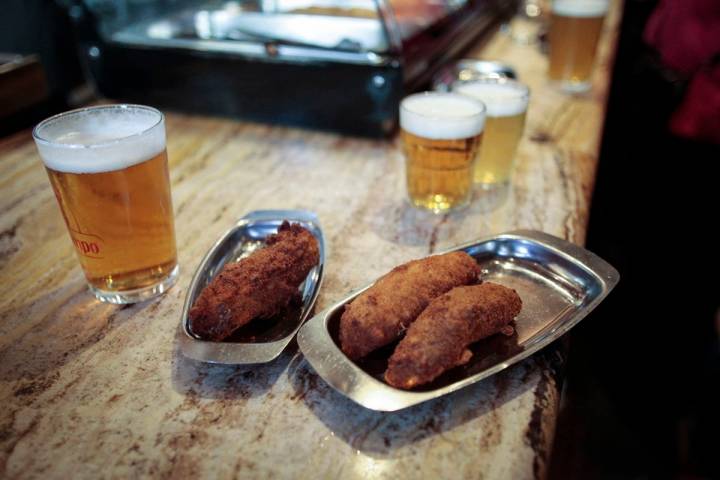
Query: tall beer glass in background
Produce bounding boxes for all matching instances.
[33,105,178,304]
[400,92,486,213]
[548,0,608,92]
[453,78,530,187]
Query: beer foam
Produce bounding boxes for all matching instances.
[400,93,485,140]
[552,0,609,17]
[454,81,529,117]
[33,105,165,174]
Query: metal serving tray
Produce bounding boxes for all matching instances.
[297,230,619,411]
[178,210,325,364]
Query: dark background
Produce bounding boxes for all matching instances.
[550,1,720,478]
[0,0,84,136]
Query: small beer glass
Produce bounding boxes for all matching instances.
[453,77,530,188]
[548,0,609,92]
[33,105,179,304]
[400,92,486,213]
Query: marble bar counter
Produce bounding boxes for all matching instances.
[0,4,621,479]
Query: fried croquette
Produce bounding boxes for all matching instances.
[339,251,480,360]
[384,282,522,389]
[189,221,319,341]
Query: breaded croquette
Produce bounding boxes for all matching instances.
[339,251,480,360]
[189,221,319,341]
[385,282,522,389]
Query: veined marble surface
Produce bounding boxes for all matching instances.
[0,4,620,479]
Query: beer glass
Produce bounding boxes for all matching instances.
[548,0,608,92]
[33,105,178,304]
[400,92,486,213]
[453,78,530,187]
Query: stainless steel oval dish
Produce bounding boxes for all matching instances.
[297,230,618,412]
[179,210,325,364]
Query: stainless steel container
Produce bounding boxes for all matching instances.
[433,59,518,91]
[178,210,325,364]
[298,230,619,411]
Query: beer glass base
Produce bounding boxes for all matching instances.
[557,80,592,93]
[476,180,511,191]
[410,198,470,214]
[90,264,179,304]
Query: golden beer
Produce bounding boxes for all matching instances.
[400,93,486,213]
[33,105,178,303]
[403,131,483,211]
[453,79,529,186]
[548,0,608,91]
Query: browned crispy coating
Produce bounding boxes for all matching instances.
[385,283,522,389]
[339,251,480,360]
[189,221,319,341]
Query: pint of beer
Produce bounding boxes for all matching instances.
[453,78,530,187]
[33,105,178,304]
[548,0,608,92]
[400,92,486,213]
